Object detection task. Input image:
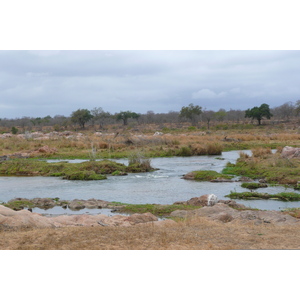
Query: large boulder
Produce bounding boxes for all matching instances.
[68,200,86,210]
[170,203,300,225]
[0,205,161,228]
[127,212,158,225]
[175,194,218,207]
[281,146,300,159]
[0,205,56,228]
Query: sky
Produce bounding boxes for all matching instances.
[1,50,300,119]
[0,1,299,120]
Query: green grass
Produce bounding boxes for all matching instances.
[226,191,300,201]
[241,182,268,189]
[222,153,300,186]
[0,159,153,180]
[112,203,202,217]
[186,170,233,181]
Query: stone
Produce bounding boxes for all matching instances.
[281,146,300,159]
[210,178,233,182]
[186,194,218,206]
[68,200,86,210]
[217,200,246,209]
[32,198,57,208]
[0,205,163,228]
[127,212,158,225]
[170,203,300,225]
[0,205,56,228]
[238,176,253,182]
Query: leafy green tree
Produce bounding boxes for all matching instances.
[11,126,18,134]
[116,111,140,126]
[245,103,273,125]
[71,109,93,128]
[179,103,202,126]
[214,109,227,122]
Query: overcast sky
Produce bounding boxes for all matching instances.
[0,50,300,119]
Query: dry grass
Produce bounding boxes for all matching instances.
[2,125,300,159]
[1,217,300,250]
[251,147,272,158]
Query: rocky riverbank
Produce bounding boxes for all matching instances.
[1,194,299,229]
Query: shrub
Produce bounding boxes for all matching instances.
[176,146,193,156]
[241,182,268,189]
[11,127,18,134]
[251,147,272,158]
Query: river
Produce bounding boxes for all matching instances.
[1,150,300,213]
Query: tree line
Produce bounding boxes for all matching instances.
[1,100,300,132]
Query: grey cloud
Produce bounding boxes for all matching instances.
[0,50,300,118]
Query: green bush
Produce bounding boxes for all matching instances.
[241,182,268,189]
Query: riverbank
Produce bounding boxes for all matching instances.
[1,203,300,250]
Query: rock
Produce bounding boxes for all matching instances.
[0,205,164,228]
[186,194,218,206]
[84,199,110,209]
[0,205,56,228]
[32,198,57,208]
[238,176,253,182]
[217,200,246,209]
[210,178,233,182]
[182,172,196,180]
[153,132,163,136]
[170,210,189,218]
[127,212,158,225]
[173,201,186,205]
[259,178,267,183]
[281,146,300,159]
[170,203,300,225]
[0,155,9,161]
[68,200,86,210]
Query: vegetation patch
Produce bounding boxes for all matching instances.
[0,158,154,180]
[1,200,35,210]
[226,191,300,201]
[183,170,233,181]
[241,182,268,189]
[112,203,201,217]
[222,149,300,186]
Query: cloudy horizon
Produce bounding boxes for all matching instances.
[1,50,300,119]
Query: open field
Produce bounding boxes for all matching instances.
[1,122,300,160]
[1,216,300,250]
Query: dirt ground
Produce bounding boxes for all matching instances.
[1,216,300,250]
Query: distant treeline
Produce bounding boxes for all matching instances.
[0,100,299,132]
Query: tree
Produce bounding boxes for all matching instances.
[272,101,295,120]
[179,103,202,126]
[90,107,111,128]
[295,100,300,116]
[116,111,140,126]
[202,110,215,129]
[214,109,227,122]
[71,109,93,128]
[245,103,273,125]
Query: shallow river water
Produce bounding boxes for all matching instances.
[1,150,300,213]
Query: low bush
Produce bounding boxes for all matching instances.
[241,182,268,189]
